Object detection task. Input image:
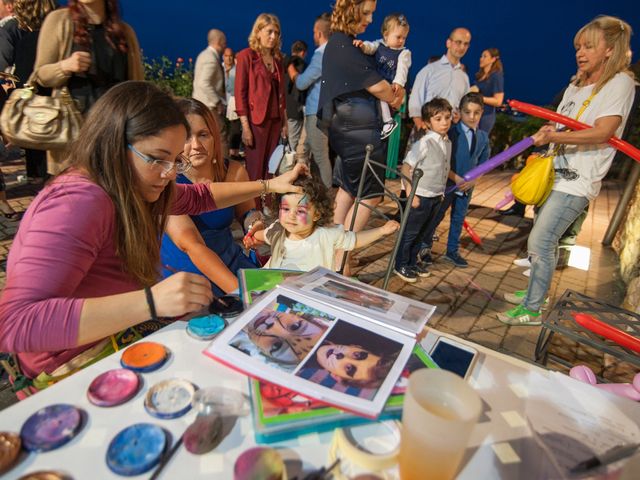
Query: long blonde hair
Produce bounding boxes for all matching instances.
[66,82,190,287]
[574,15,633,93]
[331,0,368,36]
[248,13,282,57]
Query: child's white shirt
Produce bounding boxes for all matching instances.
[404,130,451,197]
[263,222,356,271]
[361,39,412,87]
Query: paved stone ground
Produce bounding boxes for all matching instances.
[0,160,635,410]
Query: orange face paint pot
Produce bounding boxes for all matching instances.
[120,342,169,373]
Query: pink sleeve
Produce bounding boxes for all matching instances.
[0,182,113,353]
[172,182,217,215]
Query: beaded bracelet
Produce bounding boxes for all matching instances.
[258,179,269,202]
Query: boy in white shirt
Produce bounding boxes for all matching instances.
[394,98,453,283]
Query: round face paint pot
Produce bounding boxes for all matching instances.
[234,447,286,480]
[17,472,72,480]
[209,295,244,319]
[0,432,22,474]
[106,423,167,476]
[20,404,83,452]
[186,314,227,341]
[87,369,141,407]
[144,379,198,419]
[120,342,169,372]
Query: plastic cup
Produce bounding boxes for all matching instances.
[399,369,481,480]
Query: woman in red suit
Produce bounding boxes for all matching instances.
[235,13,287,186]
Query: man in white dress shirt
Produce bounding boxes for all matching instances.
[408,28,471,131]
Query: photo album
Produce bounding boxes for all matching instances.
[238,268,303,306]
[204,267,436,418]
[249,344,438,443]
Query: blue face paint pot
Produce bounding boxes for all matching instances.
[106,423,167,476]
[187,314,227,341]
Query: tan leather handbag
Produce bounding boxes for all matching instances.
[0,73,83,150]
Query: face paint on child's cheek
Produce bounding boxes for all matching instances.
[295,195,311,225]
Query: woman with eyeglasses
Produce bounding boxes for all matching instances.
[497,16,635,327]
[0,81,305,385]
[160,98,262,296]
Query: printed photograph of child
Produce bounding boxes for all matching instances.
[312,279,394,313]
[229,295,333,372]
[296,321,402,400]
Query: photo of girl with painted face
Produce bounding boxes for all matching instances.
[229,295,332,372]
[297,321,402,400]
[312,279,394,313]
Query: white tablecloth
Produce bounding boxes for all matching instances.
[1,322,639,479]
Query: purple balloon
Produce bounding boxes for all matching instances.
[464,136,534,181]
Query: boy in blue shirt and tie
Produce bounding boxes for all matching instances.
[419,92,490,268]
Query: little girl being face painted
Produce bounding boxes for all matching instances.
[278,193,321,240]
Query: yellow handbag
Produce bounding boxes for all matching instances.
[511,153,555,206]
[511,91,596,206]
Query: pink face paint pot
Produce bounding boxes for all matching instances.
[87,368,141,407]
[20,404,83,452]
[234,447,286,480]
[17,472,72,480]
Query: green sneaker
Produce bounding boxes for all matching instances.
[503,290,549,308]
[497,304,542,326]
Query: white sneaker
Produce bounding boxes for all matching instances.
[523,269,531,277]
[381,119,398,139]
[513,257,531,268]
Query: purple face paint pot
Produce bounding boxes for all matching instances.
[20,404,83,452]
[144,379,197,419]
[87,369,141,407]
[106,423,167,476]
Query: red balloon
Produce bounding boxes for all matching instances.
[572,312,640,354]
[463,220,482,246]
[509,100,640,163]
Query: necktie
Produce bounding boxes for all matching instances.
[469,129,477,156]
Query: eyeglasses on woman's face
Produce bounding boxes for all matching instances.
[127,144,191,175]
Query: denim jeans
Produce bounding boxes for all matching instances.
[395,195,443,269]
[524,190,590,311]
[421,189,472,255]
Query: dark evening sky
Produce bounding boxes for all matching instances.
[119,0,639,105]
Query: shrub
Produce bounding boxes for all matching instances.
[144,56,194,98]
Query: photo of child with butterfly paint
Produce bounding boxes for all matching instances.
[244,174,399,271]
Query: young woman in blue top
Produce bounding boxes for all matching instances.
[160,98,263,295]
[471,48,504,134]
